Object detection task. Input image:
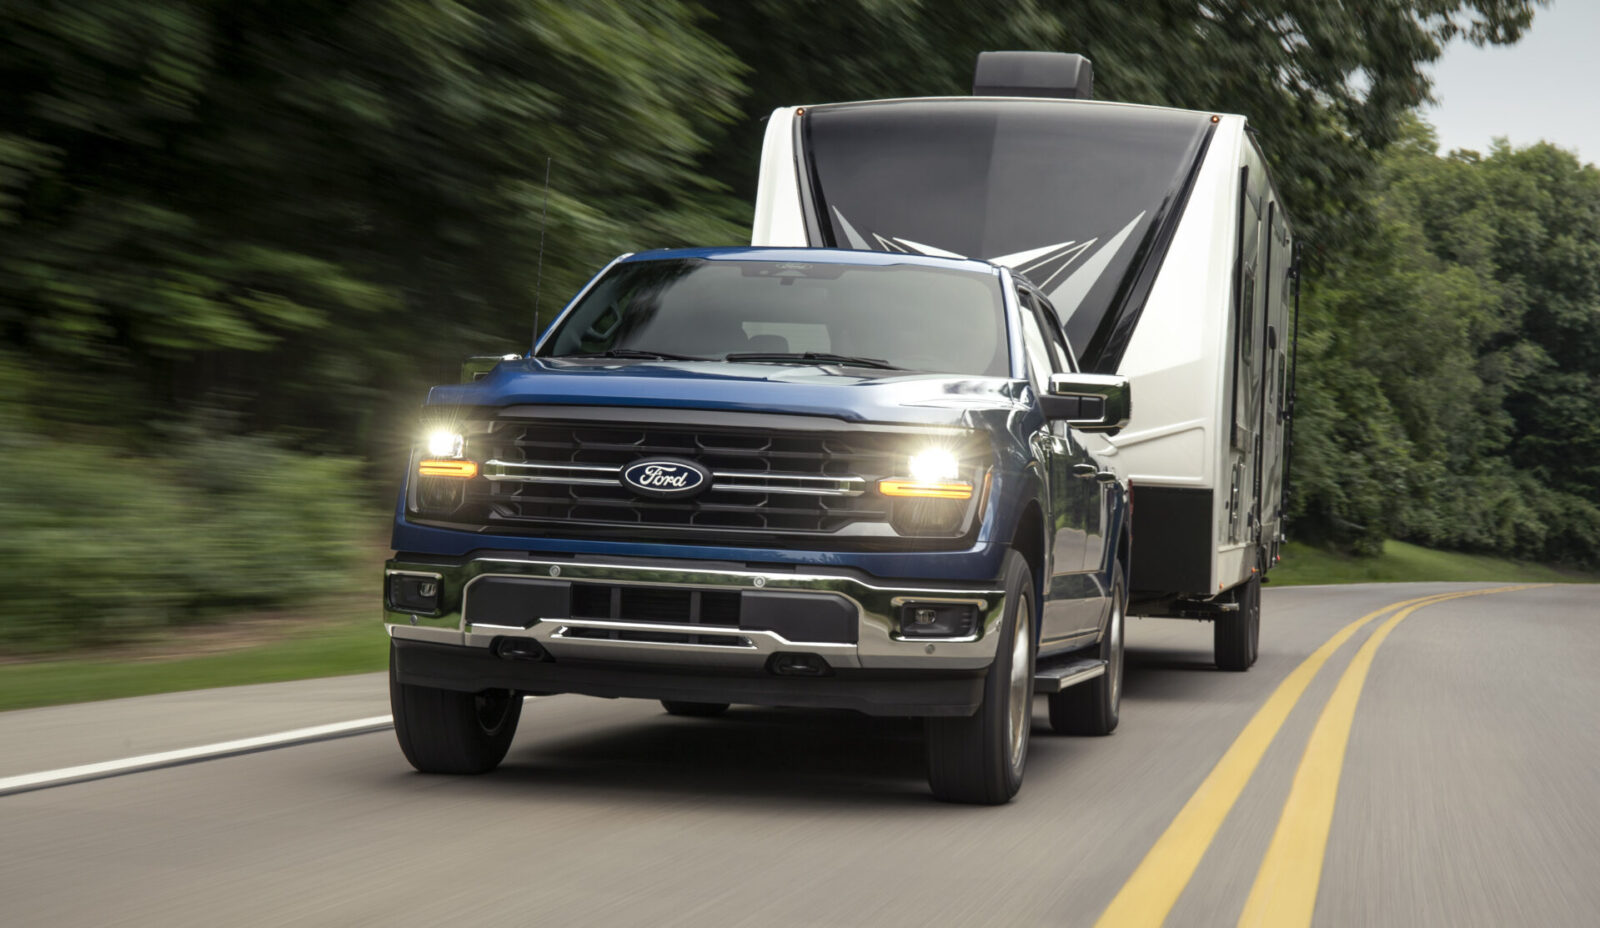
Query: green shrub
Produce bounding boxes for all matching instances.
[0,431,369,651]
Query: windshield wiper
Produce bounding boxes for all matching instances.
[724,351,903,371]
[556,347,710,361]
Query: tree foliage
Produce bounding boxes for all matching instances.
[1291,122,1600,563]
[1,0,745,442]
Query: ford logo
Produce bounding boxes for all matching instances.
[621,458,710,498]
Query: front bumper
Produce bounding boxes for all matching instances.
[384,553,1008,715]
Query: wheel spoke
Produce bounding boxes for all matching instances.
[1008,597,1032,770]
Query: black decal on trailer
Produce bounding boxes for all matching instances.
[800,99,1213,372]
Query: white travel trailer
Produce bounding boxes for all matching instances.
[750,52,1297,670]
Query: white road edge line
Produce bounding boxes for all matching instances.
[0,715,395,797]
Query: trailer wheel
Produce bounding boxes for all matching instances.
[925,551,1034,804]
[1049,561,1125,735]
[660,700,729,717]
[390,644,522,774]
[1214,564,1261,672]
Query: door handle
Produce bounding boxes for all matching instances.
[1072,463,1097,478]
[1094,471,1118,483]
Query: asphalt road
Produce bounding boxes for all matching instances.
[2,582,1595,927]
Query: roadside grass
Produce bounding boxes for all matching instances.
[0,595,386,712]
[1270,539,1596,586]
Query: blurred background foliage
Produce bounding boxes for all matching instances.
[1,0,1590,649]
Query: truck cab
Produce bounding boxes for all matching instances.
[384,246,1131,803]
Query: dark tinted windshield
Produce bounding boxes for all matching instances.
[803,99,1211,367]
[539,258,1008,377]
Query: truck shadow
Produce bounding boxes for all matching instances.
[468,646,1233,806]
[1121,647,1231,701]
[478,702,1112,808]
[488,706,934,806]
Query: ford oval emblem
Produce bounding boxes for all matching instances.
[621,458,710,498]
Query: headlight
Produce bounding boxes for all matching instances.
[908,448,959,483]
[882,447,971,501]
[425,429,464,459]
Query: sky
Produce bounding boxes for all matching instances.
[1424,0,1600,165]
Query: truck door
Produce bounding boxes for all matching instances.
[1018,288,1101,647]
[1036,293,1108,580]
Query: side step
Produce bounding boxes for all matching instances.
[1033,657,1107,694]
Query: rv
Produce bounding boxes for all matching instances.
[750,52,1297,669]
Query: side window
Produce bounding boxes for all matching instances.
[1015,290,1056,389]
[1035,295,1078,373]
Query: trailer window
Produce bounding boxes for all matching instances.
[804,99,1212,370]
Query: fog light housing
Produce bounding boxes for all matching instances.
[388,573,443,614]
[767,652,833,677]
[896,601,978,639]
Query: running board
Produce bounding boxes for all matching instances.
[1033,657,1107,694]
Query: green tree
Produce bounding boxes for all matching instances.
[1290,120,1600,564]
[0,0,745,444]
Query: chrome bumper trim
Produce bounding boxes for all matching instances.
[385,556,1006,670]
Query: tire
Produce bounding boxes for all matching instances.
[660,700,729,717]
[1214,562,1261,672]
[1048,561,1125,735]
[924,551,1035,805]
[1248,568,1262,666]
[390,644,522,774]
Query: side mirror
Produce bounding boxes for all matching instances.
[460,354,523,383]
[1041,373,1131,432]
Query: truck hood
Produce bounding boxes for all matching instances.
[425,358,1028,427]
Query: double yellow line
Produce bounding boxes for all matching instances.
[1094,585,1542,928]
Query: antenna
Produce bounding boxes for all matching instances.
[531,156,552,354]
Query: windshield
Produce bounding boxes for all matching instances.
[538,258,1008,377]
[802,99,1212,369]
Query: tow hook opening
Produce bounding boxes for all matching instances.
[492,637,550,662]
[766,652,833,677]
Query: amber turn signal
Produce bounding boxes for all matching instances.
[419,459,478,478]
[878,478,973,500]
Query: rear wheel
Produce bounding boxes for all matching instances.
[1048,561,1125,735]
[660,700,729,717]
[1214,560,1261,672]
[924,551,1035,805]
[390,644,522,774]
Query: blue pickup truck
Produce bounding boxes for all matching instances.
[384,246,1132,803]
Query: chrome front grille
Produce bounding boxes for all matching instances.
[475,420,904,536]
[483,461,866,497]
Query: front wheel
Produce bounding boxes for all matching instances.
[1048,561,1125,735]
[924,551,1035,805]
[390,644,522,774]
